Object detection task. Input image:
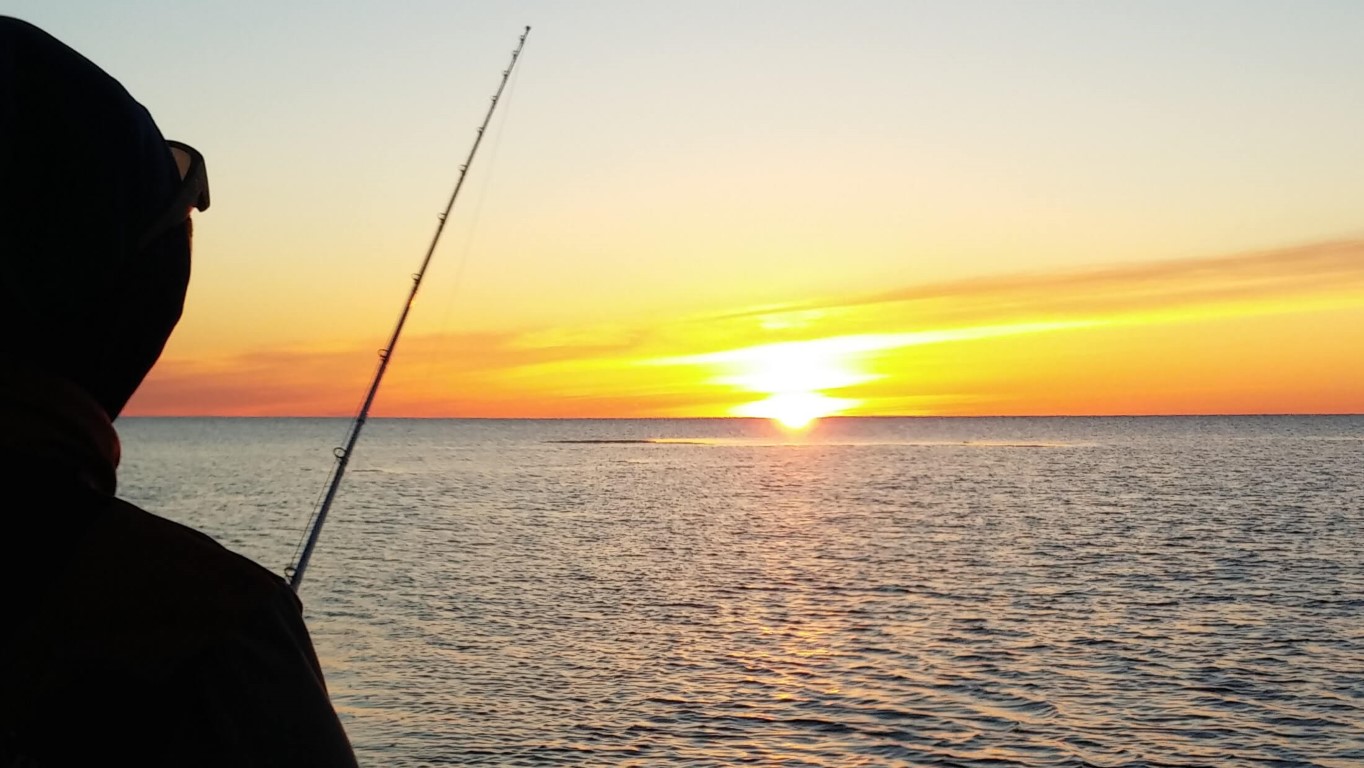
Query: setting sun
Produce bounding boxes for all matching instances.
[652,336,879,425]
[733,391,853,429]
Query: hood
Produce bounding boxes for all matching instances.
[0,16,190,419]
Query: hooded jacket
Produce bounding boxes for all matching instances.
[0,17,356,766]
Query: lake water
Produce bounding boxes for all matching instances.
[116,416,1364,767]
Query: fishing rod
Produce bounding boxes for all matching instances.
[286,26,531,592]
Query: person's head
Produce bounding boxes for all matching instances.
[0,16,208,419]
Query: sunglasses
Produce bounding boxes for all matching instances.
[137,140,210,251]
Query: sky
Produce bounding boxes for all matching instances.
[12,1,1364,419]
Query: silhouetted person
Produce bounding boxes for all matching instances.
[0,17,357,766]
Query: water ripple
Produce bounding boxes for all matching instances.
[117,416,1364,767]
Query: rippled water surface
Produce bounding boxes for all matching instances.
[118,416,1364,767]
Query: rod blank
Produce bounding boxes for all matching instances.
[286,26,532,592]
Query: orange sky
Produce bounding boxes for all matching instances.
[20,2,1359,420]
[128,239,1364,418]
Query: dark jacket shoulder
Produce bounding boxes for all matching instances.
[2,496,357,767]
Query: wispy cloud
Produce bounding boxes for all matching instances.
[717,239,1364,336]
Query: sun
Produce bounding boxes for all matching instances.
[654,334,879,427]
[734,391,853,430]
[707,337,874,428]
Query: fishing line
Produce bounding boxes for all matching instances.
[416,52,527,405]
[285,27,532,591]
[446,50,525,301]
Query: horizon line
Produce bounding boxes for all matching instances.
[119,412,1364,420]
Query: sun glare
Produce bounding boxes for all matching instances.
[645,323,1103,424]
[684,337,878,428]
[734,392,855,429]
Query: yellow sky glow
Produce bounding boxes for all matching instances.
[16,2,1361,422]
[126,240,1364,418]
